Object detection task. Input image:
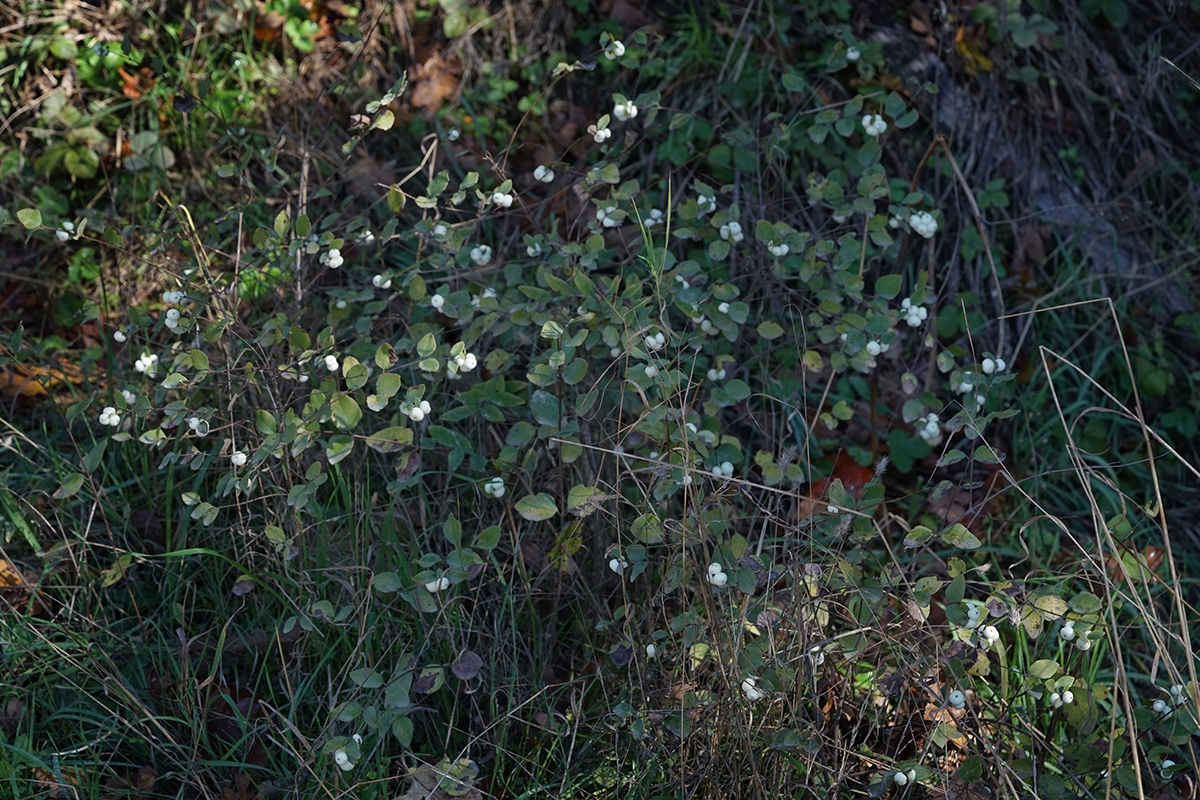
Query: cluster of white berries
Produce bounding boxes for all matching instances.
[909,211,938,239]
[372,274,392,289]
[646,208,664,227]
[696,194,716,215]
[707,562,728,587]
[231,450,248,467]
[644,331,666,351]
[608,555,629,575]
[425,575,450,593]
[978,624,1000,649]
[766,240,789,257]
[1162,759,1177,779]
[596,205,620,228]
[741,676,766,701]
[320,248,343,269]
[471,287,498,308]
[1153,684,1188,716]
[491,191,514,208]
[901,297,929,328]
[711,461,735,479]
[865,339,890,357]
[133,352,159,376]
[862,114,888,137]
[948,689,967,710]
[98,406,121,427]
[333,736,362,771]
[163,290,185,304]
[846,46,861,63]
[719,221,745,243]
[917,412,941,444]
[446,351,478,378]
[698,317,718,336]
[164,306,184,335]
[324,354,340,371]
[643,364,659,378]
[187,416,210,436]
[964,604,983,630]
[482,477,505,498]
[56,220,75,241]
[707,366,727,381]
[121,389,136,404]
[534,164,555,183]
[604,39,625,59]
[893,769,917,787]
[982,356,1007,375]
[1049,690,1075,709]
[613,99,638,121]
[469,245,492,266]
[401,399,432,422]
[592,125,612,144]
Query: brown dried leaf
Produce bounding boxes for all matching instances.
[409,49,460,112]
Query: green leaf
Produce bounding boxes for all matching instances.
[330,395,362,431]
[54,472,86,500]
[946,574,966,604]
[372,572,403,593]
[514,493,557,521]
[326,435,354,465]
[1029,659,1060,679]
[972,444,1004,464]
[875,274,902,299]
[417,333,437,358]
[1069,591,1102,614]
[17,208,42,229]
[343,358,369,390]
[562,358,589,385]
[632,514,664,544]
[49,37,78,60]
[936,449,967,467]
[350,668,384,689]
[958,756,984,784]
[566,484,604,517]
[392,716,414,747]
[376,373,401,399]
[528,389,561,427]
[1031,592,1069,619]
[82,438,107,473]
[757,320,785,340]
[365,426,413,453]
[940,523,982,549]
[371,109,395,131]
[903,525,934,548]
[443,515,462,547]
[255,412,276,438]
[476,526,501,550]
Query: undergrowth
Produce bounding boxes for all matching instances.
[2,1,1200,799]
